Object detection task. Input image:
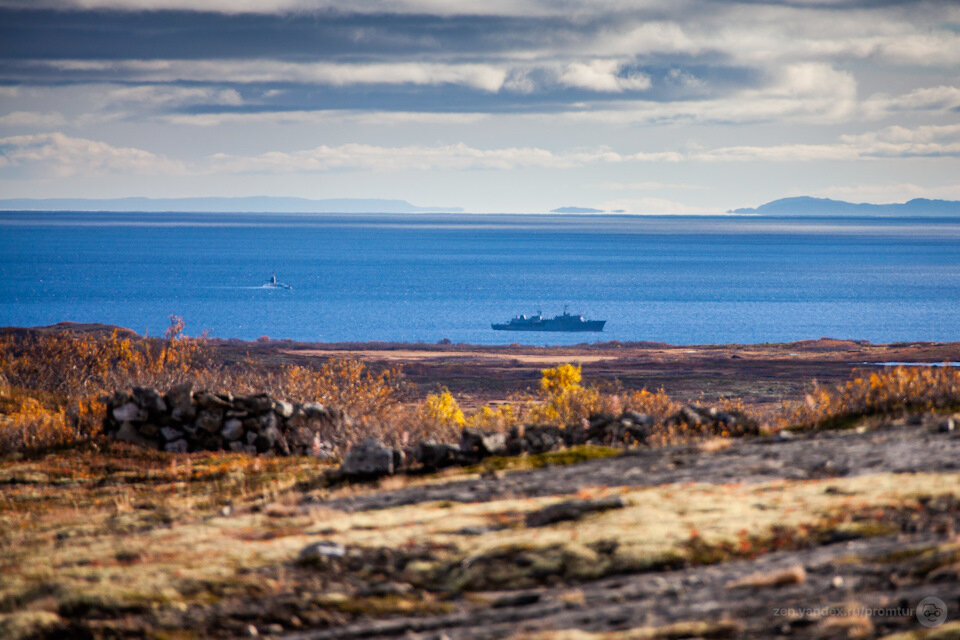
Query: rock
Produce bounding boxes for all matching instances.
[273,400,294,418]
[114,422,155,447]
[525,496,626,528]
[112,402,146,423]
[221,419,244,441]
[259,412,279,432]
[137,423,159,437]
[164,439,189,453]
[620,410,654,428]
[460,428,507,458]
[229,441,246,453]
[195,410,223,433]
[301,402,327,417]
[164,383,193,410]
[161,426,184,441]
[679,406,704,426]
[940,417,956,433]
[237,393,273,413]
[510,424,565,454]
[341,438,397,477]
[414,441,462,470]
[133,387,167,414]
[194,391,231,411]
[588,413,615,430]
[297,541,346,565]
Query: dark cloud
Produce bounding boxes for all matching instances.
[0,8,581,61]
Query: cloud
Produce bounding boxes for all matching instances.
[694,123,960,162]
[560,62,857,124]
[558,60,651,92]
[37,59,511,92]
[108,85,244,107]
[862,85,960,119]
[0,132,184,176]
[0,111,66,128]
[206,142,682,173]
[164,110,489,126]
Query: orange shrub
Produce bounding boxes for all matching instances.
[785,365,960,429]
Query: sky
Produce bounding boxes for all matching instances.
[0,1,958,213]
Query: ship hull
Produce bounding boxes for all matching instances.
[491,320,605,332]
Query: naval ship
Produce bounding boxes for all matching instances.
[492,307,605,332]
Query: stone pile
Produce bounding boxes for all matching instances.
[341,410,661,478]
[664,404,759,437]
[103,384,345,456]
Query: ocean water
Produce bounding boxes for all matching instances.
[2,211,960,346]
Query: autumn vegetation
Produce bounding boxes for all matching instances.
[2,321,960,456]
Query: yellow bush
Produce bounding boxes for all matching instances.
[539,363,582,395]
[421,389,465,428]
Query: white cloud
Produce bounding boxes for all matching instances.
[558,59,651,92]
[206,142,681,173]
[0,111,67,128]
[39,59,510,92]
[695,123,960,162]
[164,110,489,126]
[560,63,857,125]
[862,86,960,120]
[109,86,244,107]
[0,132,184,177]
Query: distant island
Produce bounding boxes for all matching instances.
[731,196,960,217]
[0,197,463,214]
[551,206,605,214]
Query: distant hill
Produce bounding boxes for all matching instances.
[551,206,604,213]
[0,197,463,214]
[730,196,960,216]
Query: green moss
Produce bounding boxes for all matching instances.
[464,445,621,474]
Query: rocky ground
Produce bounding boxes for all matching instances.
[3,418,959,640]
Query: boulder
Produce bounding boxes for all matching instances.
[133,387,167,414]
[164,383,193,410]
[341,438,397,478]
[164,439,189,454]
[414,441,462,470]
[112,402,146,423]
[460,428,507,459]
[114,422,155,447]
[221,419,244,441]
[273,400,295,419]
[194,391,231,411]
[237,394,273,414]
[297,541,346,566]
[161,426,184,441]
[195,410,223,433]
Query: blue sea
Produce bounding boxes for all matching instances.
[2,211,960,345]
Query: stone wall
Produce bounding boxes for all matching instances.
[103,384,344,457]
